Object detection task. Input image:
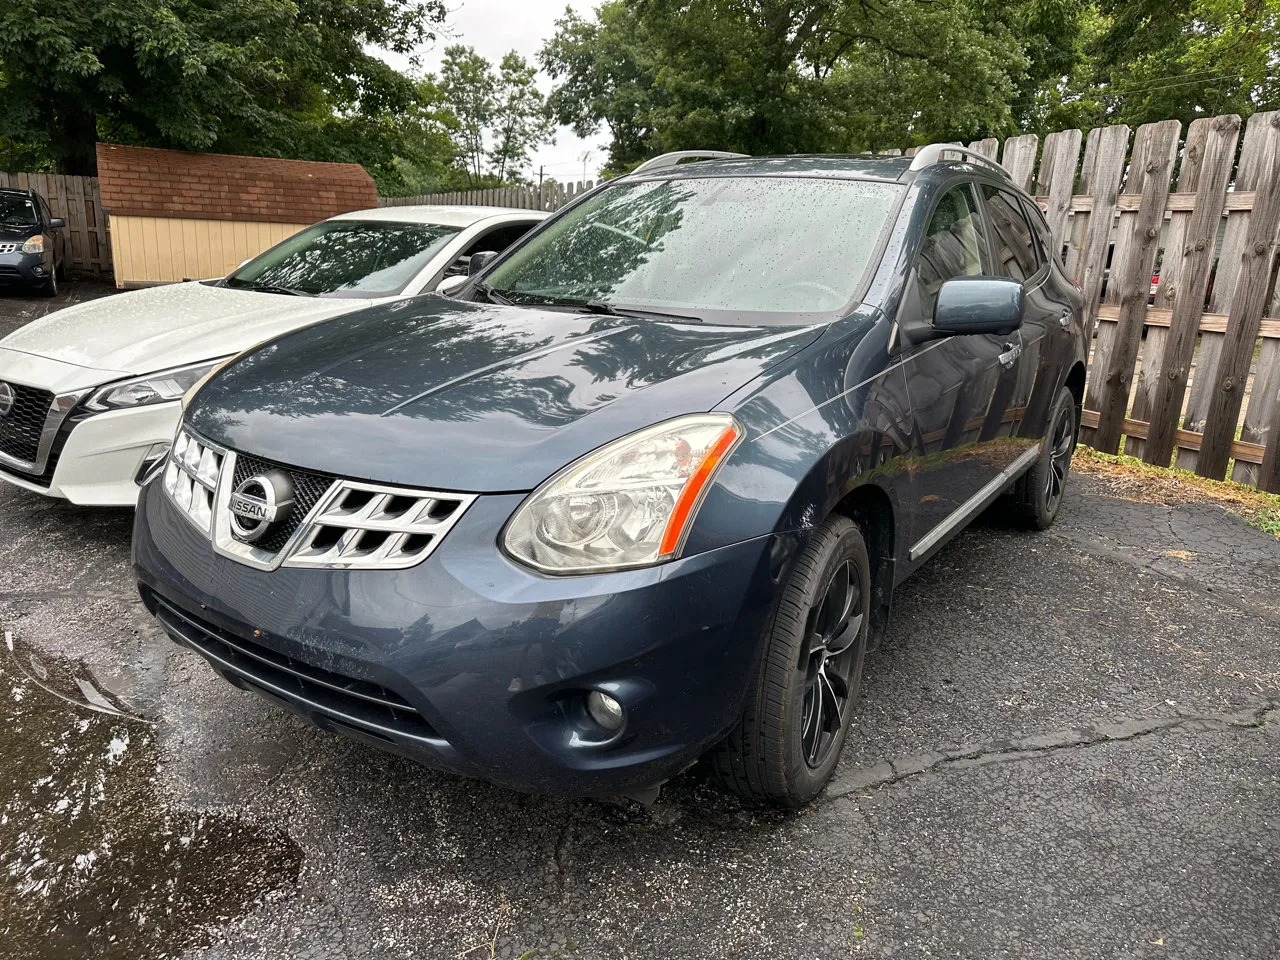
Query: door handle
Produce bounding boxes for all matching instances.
[1058,309,1072,330]
[998,341,1022,368]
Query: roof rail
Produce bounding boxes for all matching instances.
[630,150,749,175]
[908,144,1011,179]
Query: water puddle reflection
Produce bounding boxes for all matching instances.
[1,630,302,959]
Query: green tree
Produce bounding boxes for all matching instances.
[541,0,1078,171]
[488,53,556,183]
[440,45,554,185]
[0,0,447,175]
[1085,0,1280,128]
[440,45,497,184]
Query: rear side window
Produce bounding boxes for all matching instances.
[913,183,987,316]
[982,186,1040,282]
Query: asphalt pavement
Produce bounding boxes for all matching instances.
[1,285,1277,959]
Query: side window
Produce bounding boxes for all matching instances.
[447,222,539,277]
[913,183,987,317]
[981,186,1040,282]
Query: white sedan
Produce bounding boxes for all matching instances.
[0,204,545,505]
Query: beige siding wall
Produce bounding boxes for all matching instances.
[109,215,310,287]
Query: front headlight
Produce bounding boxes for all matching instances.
[21,236,44,254]
[503,413,743,575]
[84,358,233,412]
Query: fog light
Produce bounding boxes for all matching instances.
[586,691,624,731]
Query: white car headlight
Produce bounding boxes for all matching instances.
[21,236,44,254]
[503,413,743,575]
[85,358,233,412]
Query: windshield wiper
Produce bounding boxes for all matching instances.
[242,281,314,297]
[474,283,513,306]
[583,300,702,323]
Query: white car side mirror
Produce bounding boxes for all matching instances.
[436,275,468,297]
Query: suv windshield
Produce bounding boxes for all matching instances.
[225,220,461,298]
[0,195,38,230]
[483,176,901,322]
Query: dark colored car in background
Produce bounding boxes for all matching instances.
[0,187,65,296]
[133,147,1089,808]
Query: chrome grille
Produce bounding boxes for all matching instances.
[0,381,55,465]
[162,427,474,571]
[230,452,334,555]
[287,482,470,570]
[0,242,19,255]
[163,430,223,533]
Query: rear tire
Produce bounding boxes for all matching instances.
[1006,386,1077,530]
[710,515,870,808]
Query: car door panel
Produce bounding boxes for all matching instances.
[896,182,1025,557]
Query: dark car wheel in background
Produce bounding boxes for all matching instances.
[1005,386,1078,530]
[711,515,870,807]
[39,268,58,298]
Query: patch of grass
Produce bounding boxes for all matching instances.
[1073,445,1280,539]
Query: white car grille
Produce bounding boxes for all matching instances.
[162,427,475,571]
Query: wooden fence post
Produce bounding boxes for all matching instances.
[1001,134,1039,193]
[1091,120,1181,455]
[1197,112,1280,479]
[1035,129,1082,256]
[1076,124,1132,444]
[1136,115,1242,466]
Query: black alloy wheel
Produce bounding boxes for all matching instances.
[711,514,871,807]
[798,559,863,769]
[1006,385,1078,530]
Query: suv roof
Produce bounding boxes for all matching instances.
[628,149,1013,188]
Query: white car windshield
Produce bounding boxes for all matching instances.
[483,176,901,322]
[225,220,461,298]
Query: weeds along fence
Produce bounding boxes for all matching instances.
[390,115,1280,493]
[379,180,597,213]
[0,171,112,278]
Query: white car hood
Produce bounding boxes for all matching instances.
[0,281,377,377]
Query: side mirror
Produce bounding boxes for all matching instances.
[468,250,499,276]
[933,276,1024,337]
[436,275,468,296]
[49,218,65,229]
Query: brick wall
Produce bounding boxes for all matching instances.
[95,143,377,225]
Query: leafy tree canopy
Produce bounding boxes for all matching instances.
[543,0,1280,173]
[0,0,449,186]
[440,45,554,185]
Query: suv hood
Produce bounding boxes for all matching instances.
[0,225,40,243]
[0,281,374,377]
[187,297,824,492]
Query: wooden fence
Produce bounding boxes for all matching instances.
[941,113,1280,492]
[380,181,597,212]
[0,171,112,278]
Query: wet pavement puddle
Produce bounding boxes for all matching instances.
[1,630,301,959]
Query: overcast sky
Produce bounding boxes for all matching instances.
[378,0,610,183]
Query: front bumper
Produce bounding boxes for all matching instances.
[0,250,52,286]
[134,478,784,796]
[0,401,179,506]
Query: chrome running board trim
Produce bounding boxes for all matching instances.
[908,442,1043,561]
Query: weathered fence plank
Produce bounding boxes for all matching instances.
[1035,129,1082,255]
[1077,124,1133,444]
[1001,134,1039,193]
[1198,112,1280,479]
[1138,115,1242,466]
[1091,120,1181,454]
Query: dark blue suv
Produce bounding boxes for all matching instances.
[0,188,65,296]
[134,148,1088,807]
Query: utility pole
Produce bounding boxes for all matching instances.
[538,166,544,191]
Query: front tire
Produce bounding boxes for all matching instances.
[711,515,870,807]
[1007,386,1077,529]
[39,268,58,298]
